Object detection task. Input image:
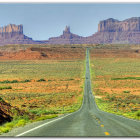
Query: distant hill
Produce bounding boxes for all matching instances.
[1,17,140,45]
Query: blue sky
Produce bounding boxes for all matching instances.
[0,3,140,40]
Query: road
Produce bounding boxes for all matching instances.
[2,48,140,137]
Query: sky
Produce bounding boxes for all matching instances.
[0,3,140,40]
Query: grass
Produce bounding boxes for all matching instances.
[123,90,130,93]
[90,47,140,120]
[0,60,85,113]
[35,114,58,121]
[0,49,85,135]
[0,97,4,102]
[112,77,140,80]
[135,111,140,119]
[0,127,10,134]
[0,115,30,135]
[0,80,19,84]
[37,78,46,82]
[0,86,12,90]
[95,98,139,119]
[29,109,58,116]
[0,60,84,80]
[0,79,31,84]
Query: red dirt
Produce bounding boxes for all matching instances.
[90,48,140,58]
[0,99,12,124]
[0,98,34,124]
[0,47,85,60]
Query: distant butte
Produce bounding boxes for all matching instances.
[41,17,140,44]
[1,17,140,45]
[46,26,85,44]
[89,17,140,44]
[0,24,44,46]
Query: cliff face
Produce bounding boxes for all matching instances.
[1,17,140,45]
[47,17,140,44]
[0,24,42,46]
[0,24,23,34]
[98,17,140,32]
[87,17,140,44]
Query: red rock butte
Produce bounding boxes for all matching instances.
[1,17,140,45]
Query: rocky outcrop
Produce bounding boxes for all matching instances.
[98,17,140,32]
[0,24,43,46]
[0,98,12,124]
[46,17,140,44]
[47,26,86,44]
[0,24,24,40]
[0,24,23,34]
[1,17,140,45]
[0,97,34,124]
[86,17,140,44]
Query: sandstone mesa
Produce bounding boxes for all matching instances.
[1,17,140,45]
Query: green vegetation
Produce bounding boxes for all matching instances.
[35,114,58,121]
[37,78,46,82]
[90,50,140,120]
[0,86,12,90]
[0,60,84,80]
[123,90,130,93]
[0,52,85,134]
[29,109,58,116]
[0,115,30,135]
[112,77,140,80]
[0,80,19,84]
[0,79,31,84]
[95,98,138,119]
[135,111,140,119]
[0,97,4,102]
[22,79,31,83]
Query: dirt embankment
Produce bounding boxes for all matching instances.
[0,98,12,124]
[0,98,33,125]
[90,48,140,58]
[0,46,85,60]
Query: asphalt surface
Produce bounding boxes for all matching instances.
[2,48,140,137]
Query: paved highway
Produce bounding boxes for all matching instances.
[2,48,140,137]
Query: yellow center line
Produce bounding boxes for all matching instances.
[104,132,110,136]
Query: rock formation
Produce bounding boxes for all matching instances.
[98,17,140,32]
[46,17,140,44]
[47,26,86,44]
[87,17,140,44]
[0,24,43,46]
[0,24,23,35]
[0,97,34,124]
[0,98,12,124]
[1,17,140,45]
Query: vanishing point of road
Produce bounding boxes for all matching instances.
[2,48,140,137]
